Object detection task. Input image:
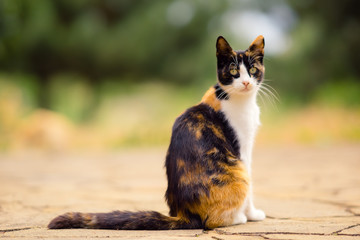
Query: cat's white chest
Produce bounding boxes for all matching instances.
[221,97,260,171]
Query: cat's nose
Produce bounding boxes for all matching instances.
[243,81,249,87]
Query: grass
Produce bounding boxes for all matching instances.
[257,105,360,146]
[0,74,359,151]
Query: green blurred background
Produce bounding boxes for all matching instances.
[0,0,359,151]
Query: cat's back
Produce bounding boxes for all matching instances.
[169,103,239,158]
[165,102,245,220]
[165,102,240,191]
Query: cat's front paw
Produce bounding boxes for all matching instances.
[246,209,266,221]
[232,212,247,225]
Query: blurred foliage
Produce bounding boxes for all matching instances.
[0,0,228,108]
[267,0,360,103]
[1,0,359,107]
[0,0,359,149]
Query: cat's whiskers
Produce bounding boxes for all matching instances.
[228,88,240,97]
[214,86,228,94]
[249,55,256,65]
[262,79,273,82]
[220,86,238,98]
[257,82,279,111]
[225,87,240,97]
[261,79,279,97]
[231,55,239,66]
[248,54,260,65]
[256,88,267,107]
[259,85,277,103]
[257,87,277,109]
[227,86,244,97]
[258,88,273,104]
[260,83,280,102]
[216,87,231,99]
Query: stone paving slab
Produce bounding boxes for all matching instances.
[216,217,360,235]
[263,235,358,240]
[1,228,204,239]
[0,144,359,239]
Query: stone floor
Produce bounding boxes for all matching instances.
[0,144,359,239]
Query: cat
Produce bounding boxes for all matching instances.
[48,35,266,230]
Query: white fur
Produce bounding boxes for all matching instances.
[221,63,265,222]
[232,211,247,225]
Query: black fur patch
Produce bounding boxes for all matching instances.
[214,83,229,100]
[48,212,86,229]
[165,103,239,218]
[94,211,191,230]
[216,42,264,86]
[211,177,226,186]
[48,211,202,230]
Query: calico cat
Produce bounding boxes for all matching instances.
[48,35,266,230]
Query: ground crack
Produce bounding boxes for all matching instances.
[215,229,327,236]
[260,235,271,240]
[332,223,360,235]
[312,199,357,209]
[0,227,32,233]
[211,236,225,240]
[346,207,360,216]
[194,229,209,238]
[215,227,360,238]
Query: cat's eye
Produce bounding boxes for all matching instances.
[230,68,238,75]
[249,67,257,74]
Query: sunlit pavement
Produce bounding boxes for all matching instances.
[0,144,359,239]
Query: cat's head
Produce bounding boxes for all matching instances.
[216,35,265,98]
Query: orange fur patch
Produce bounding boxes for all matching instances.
[194,113,205,122]
[206,147,219,155]
[249,35,264,55]
[186,121,203,140]
[201,87,221,111]
[186,161,249,229]
[179,162,207,186]
[176,158,186,170]
[208,124,226,142]
[82,213,96,227]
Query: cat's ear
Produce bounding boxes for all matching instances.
[216,36,233,56]
[248,35,265,55]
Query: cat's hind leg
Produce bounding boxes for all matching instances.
[244,184,265,221]
[232,209,247,225]
[246,207,265,221]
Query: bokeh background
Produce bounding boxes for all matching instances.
[0,0,359,151]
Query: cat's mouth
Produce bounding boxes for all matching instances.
[232,80,255,94]
[240,86,253,93]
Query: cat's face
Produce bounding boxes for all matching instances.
[216,36,265,97]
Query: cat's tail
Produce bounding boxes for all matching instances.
[48,211,202,230]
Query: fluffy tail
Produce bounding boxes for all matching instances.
[48,211,202,230]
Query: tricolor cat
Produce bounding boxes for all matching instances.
[48,35,266,230]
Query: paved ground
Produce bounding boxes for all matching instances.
[0,144,359,239]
